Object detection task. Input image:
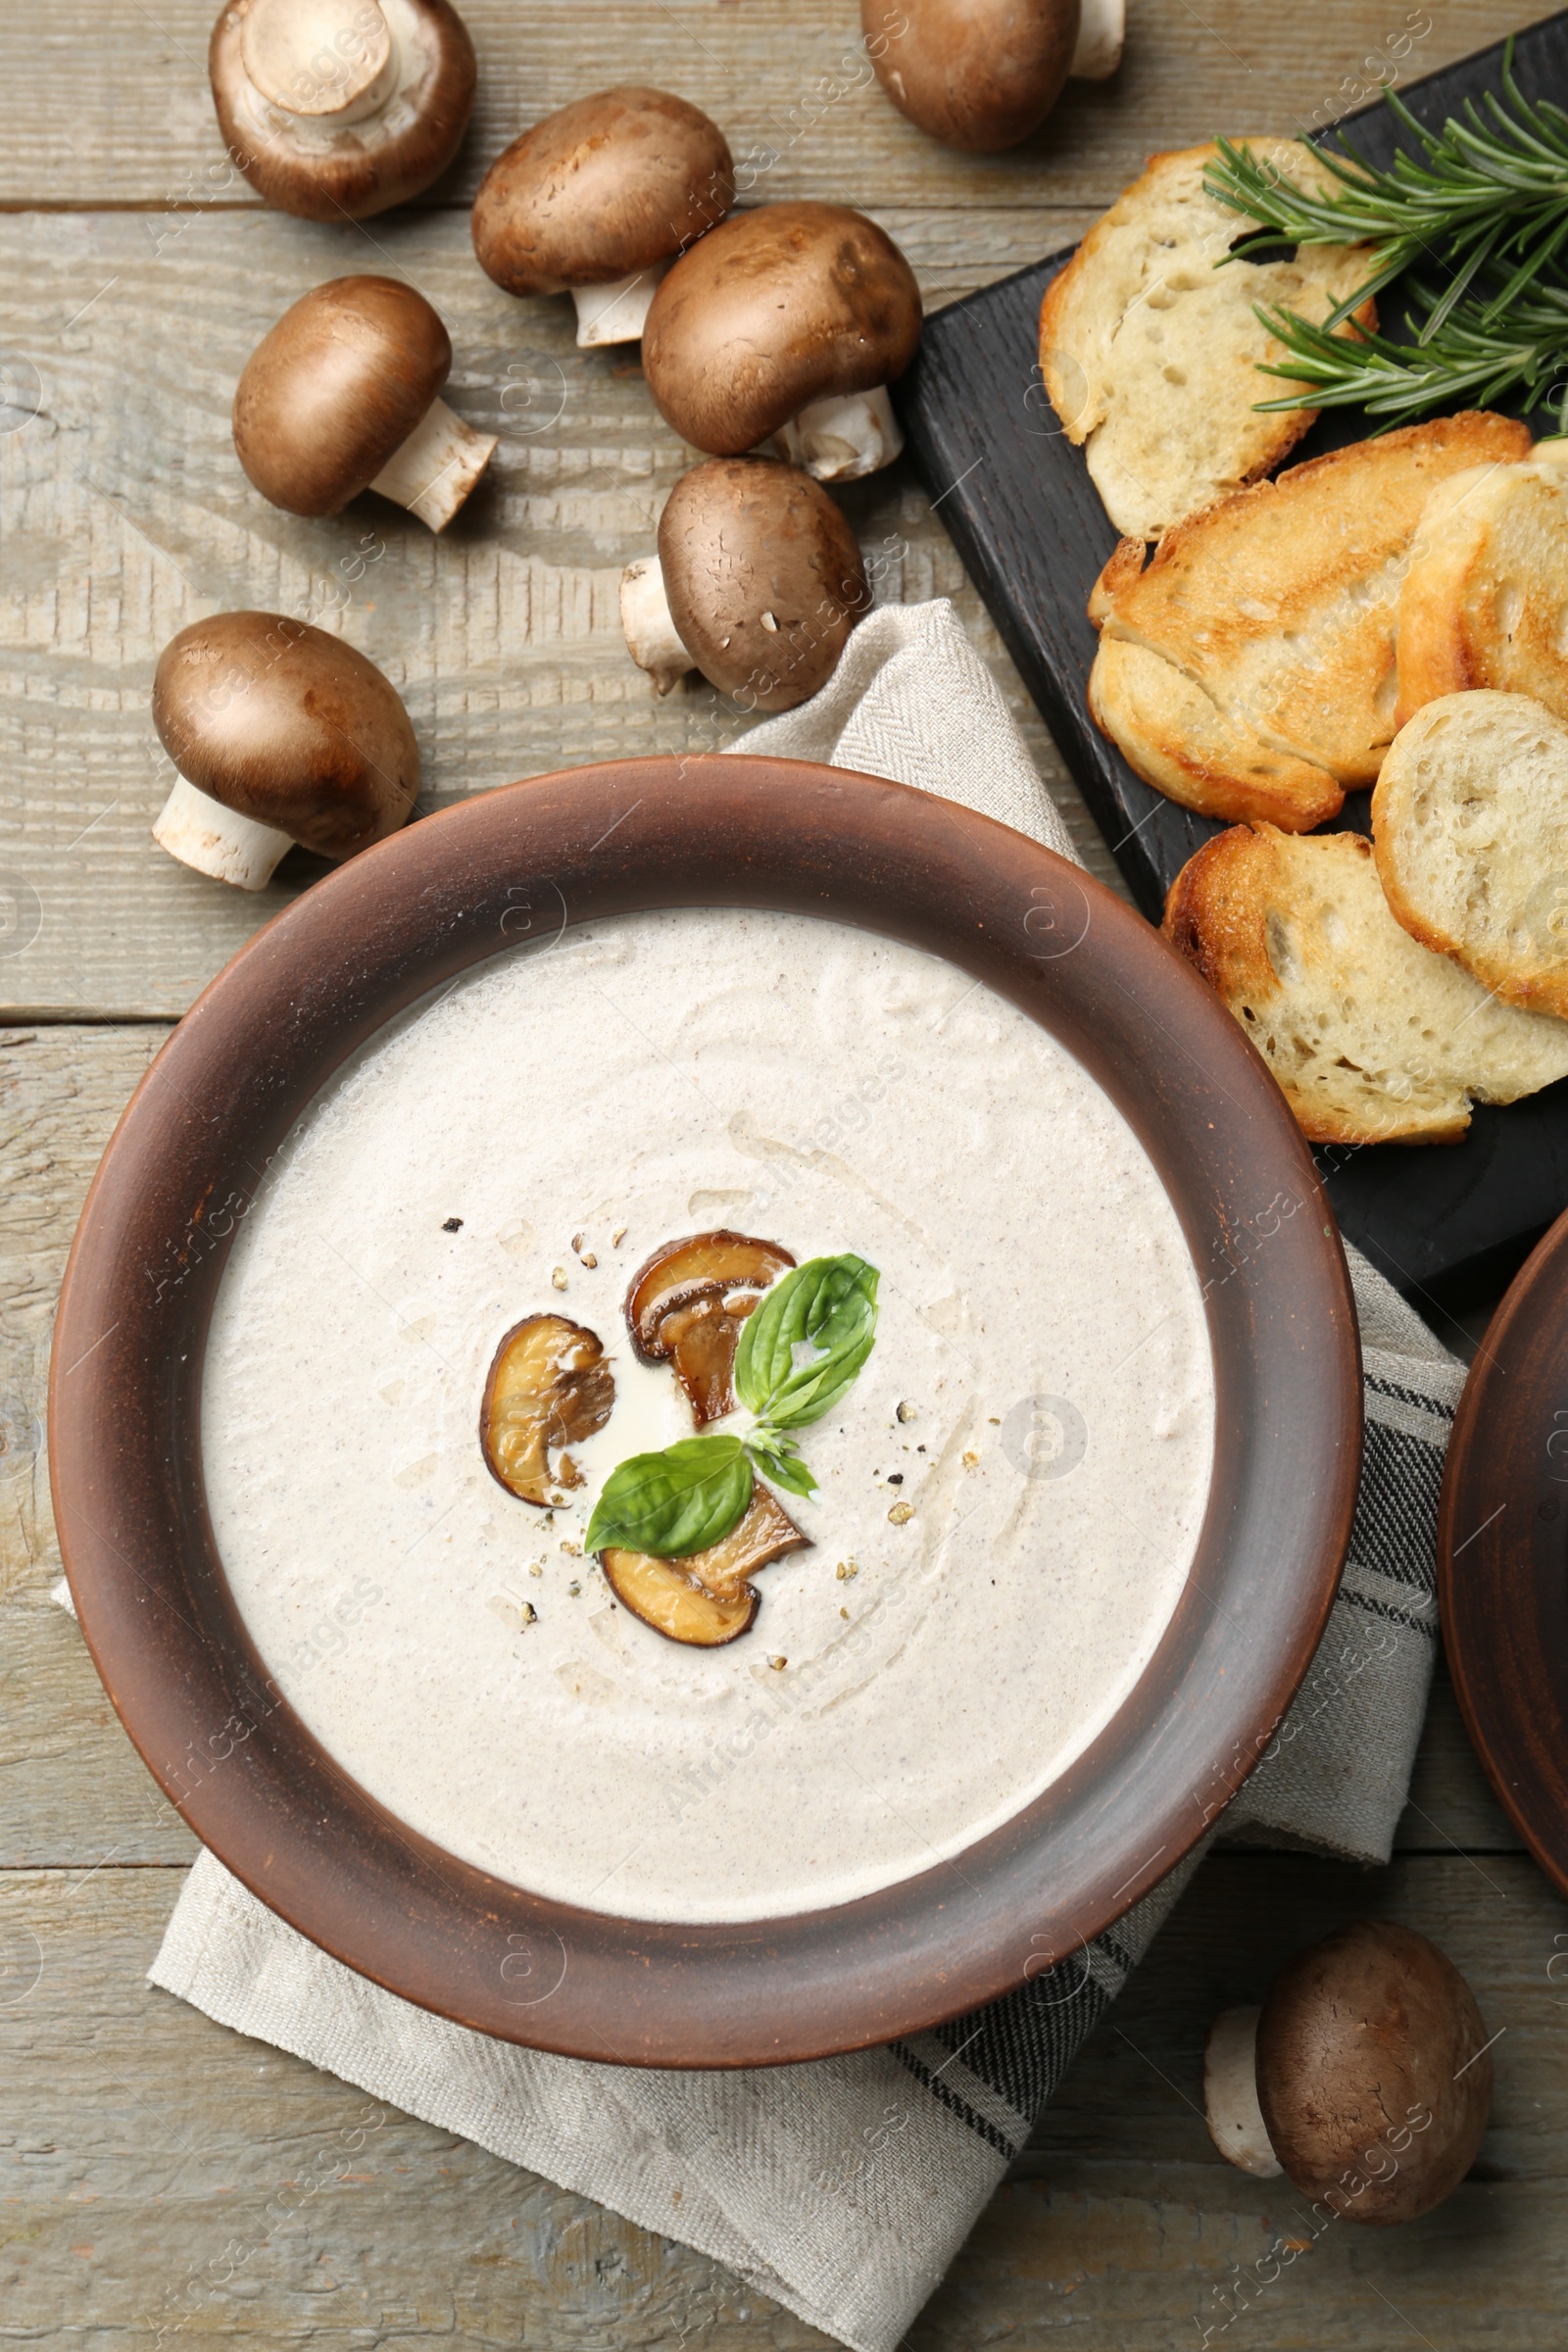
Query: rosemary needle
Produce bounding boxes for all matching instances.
[1252,273,1568,424]
[1200,41,1568,425]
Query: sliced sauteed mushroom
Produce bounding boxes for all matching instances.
[210,0,477,222]
[1204,1920,1494,2222]
[601,1481,808,1645]
[480,1313,615,1505]
[626,1230,796,1424]
[471,87,733,348]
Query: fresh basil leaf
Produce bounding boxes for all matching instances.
[743,1428,818,1500]
[769,1331,877,1430]
[584,1434,752,1559]
[735,1254,880,1429]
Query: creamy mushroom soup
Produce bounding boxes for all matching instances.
[203,907,1215,1924]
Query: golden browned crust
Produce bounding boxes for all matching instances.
[1373,690,1568,1021]
[1088,414,1533,825]
[1087,536,1148,625]
[1038,140,1380,538]
[1089,638,1345,831]
[1395,446,1564,728]
[1274,410,1532,503]
[1161,827,1472,1145]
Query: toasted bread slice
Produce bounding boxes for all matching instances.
[1088,638,1343,829]
[1039,141,1376,542]
[1091,413,1533,829]
[1396,440,1568,727]
[1374,690,1568,1020]
[1164,823,1568,1144]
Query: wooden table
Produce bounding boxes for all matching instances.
[5,3,1566,2341]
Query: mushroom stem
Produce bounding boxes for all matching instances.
[572,263,671,349]
[241,0,402,123]
[368,396,498,532]
[1070,0,1125,79]
[620,554,695,695]
[776,385,903,483]
[1203,2006,1285,2180]
[152,774,295,893]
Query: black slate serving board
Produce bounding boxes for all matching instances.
[893,9,1568,1298]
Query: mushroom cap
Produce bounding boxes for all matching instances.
[471,87,734,297]
[233,276,452,517]
[210,0,477,223]
[642,202,923,456]
[1256,1920,1493,2225]
[658,459,870,712]
[862,0,1080,151]
[152,612,419,859]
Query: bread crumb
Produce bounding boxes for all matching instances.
[552,1266,568,1290]
[896,1400,916,1423]
[769,1654,787,1671]
[888,1502,914,1526]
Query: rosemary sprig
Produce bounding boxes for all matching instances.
[1200,41,1568,421]
[1251,272,1568,428]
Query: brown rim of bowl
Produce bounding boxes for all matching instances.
[49,755,1360,2068]
[1440,1204,1568,1899]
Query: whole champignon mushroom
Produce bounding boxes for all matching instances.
[621,458,870,706]
[861,0,1122,150]
[471,87,734,349]
[626,1230,796,1423]
[210,0,476,222]
[480,1314,615,1506]
[641,202,923,483]
[151,611,419,891]
[601,1482,808,1646]
[1203,1921,1494,2223]
[233,276,496,533]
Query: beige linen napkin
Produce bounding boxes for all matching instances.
[62,600,1463,2352]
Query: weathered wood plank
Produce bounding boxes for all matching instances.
[0,207,1115,1022]
[1396,1649,1520,1853]
[984,1852,1568,2350]
[0,0,1535,213]
[1,1853,1563,2346]
[0,1022,166,1598]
